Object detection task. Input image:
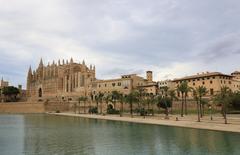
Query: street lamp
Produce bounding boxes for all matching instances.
[209,105,213,120]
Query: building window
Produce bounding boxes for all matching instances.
[229,81,231,84]
[212,76,215,79]
[202,78,205,80]
[112,83,116,87]
[193,82,195,86]
[197,79,200,81]
[105,84,107,87]
[118,82,121,86]
[99,84,101,88]
[210,81,213,84]
[202,82,205,85]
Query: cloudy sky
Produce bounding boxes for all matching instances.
[0,0,240,87]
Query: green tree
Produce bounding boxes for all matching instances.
[214,86,231,124]
[95,93,104,114]
[125,91,139,117]
[103,93,112,115]
[156,95,172,119]
[2,86,20,102]
[184,84,192,115]
[230,92,240,110]
[168,89,178,114]
[110,91,125,117]
[193,86,208,122]
[111,91,121,109]
[177,82,186,117]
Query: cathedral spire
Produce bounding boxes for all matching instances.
[82,59,85,65]
[28,66,32,74]
[39,58,43,67]
[70,57,73,63]
[27,66,32,80]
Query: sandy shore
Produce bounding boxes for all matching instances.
[48,112,240,133]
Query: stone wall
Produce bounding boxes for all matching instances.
[0,102,45,113]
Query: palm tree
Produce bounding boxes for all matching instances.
[193,89,200,122]
[177,82,186,117]
[156,95,172,119]
[103,93,112,115]
[95,93,104,114]
[214,86,231,124]
[138,88,146,115]
[119,94,125,117]
[184,84,192,115]
[78,96,88,114]
[193,86,208,122]
[198,86,208,118]
[111,91,121,110]
[168,90,177,114]
[125,91,139,117]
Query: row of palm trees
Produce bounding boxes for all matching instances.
[177,81,238,124]
[75,82,238,124]
[76,89,176,119]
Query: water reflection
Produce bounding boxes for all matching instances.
[0,114,239,155]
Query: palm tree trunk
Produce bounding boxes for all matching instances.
[197,100,200,122]
[165,108,169,119]
[184,94,187,115]
[84,101,86,114]
[147,103,150,116]
[120,101,123,117]
[152,103,154,116]
[130,102,133,118]
[224,103,227,124]
[181,93,184,117]
[78,102,80,114]
[203,104,205,116]
[96,101,99,114]
[199,99,202,118]
[100,102,103,115]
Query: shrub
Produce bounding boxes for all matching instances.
[107,104,120,114]
[89,107,98,114]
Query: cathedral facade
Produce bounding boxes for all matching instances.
[27,58,96,101]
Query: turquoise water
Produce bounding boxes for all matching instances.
[0,114,239,155]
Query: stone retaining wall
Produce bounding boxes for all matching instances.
[0,102,45,113]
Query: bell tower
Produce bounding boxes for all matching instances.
[146,71,153,81]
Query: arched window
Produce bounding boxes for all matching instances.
[38,88,42,97]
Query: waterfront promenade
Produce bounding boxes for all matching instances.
[49,112,240,133]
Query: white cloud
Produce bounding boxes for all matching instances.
[0,0,240,87]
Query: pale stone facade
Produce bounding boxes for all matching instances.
[92,71,158,98]
[27,58,96,101]
[172,71,240,98]
[27,59,157,101]
[0,78,9,88]
[0,78,9,102]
